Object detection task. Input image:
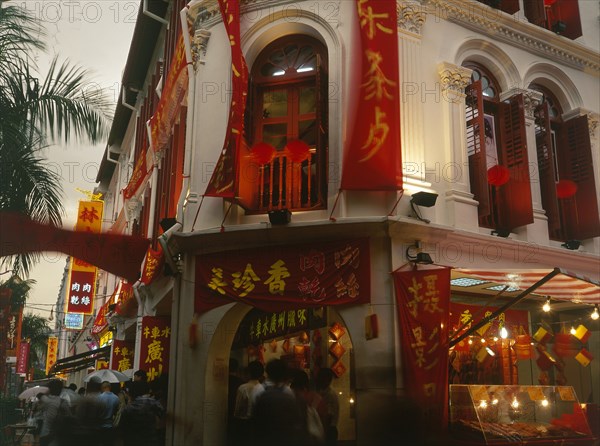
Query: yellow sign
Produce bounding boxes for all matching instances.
[46,336,58,375]
[99,330,113,348]
[71,201,104,273]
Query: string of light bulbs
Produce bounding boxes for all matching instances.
[541,297,599,321]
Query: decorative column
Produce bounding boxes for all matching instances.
[502,87,547,243]
[397,1,427,183]
[437,62,480,230]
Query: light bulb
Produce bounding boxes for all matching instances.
[591,305,599,321]
[570,326,576,335]
[481,338,486,344]
[542,298,551,313]
[500,326,508,339]
[511,398,519,409]
[541,399,549,407]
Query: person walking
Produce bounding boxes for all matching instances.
[97,381,120,446]
[231,361,264,445]
[37,379,70,446]
[251,359,302,446]
[118,380,164,446]
[316,368,339,446]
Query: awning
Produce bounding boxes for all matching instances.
[49,345,111,375]
[454,268,600,304]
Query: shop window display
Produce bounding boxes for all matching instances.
[449,384,594,444]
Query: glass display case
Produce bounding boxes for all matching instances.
[449,385,595,445]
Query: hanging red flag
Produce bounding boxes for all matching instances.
[16,342,30,375]
[204,0,248,198]
[0,212,150,283]
[393,266,451,432]
[341,0,402,191]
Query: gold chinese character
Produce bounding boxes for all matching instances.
[232,264,261,297]
[362,50,395,101]
[208,267,228,295]
[360,106,389,162]
[264,260,291,295]
[357,0,393,40]
[145,339,164,363]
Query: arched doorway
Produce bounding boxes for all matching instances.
[205,303,356,445]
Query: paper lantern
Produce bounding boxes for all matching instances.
[556,179,577,199]
[514,334,534,360]
[553,332,578,358]
[286,139,310,163]
[487,165,510,186]
[573,324,591,344]
[533,326,553,344]
[575,349,593,367]
[251,141,275,165]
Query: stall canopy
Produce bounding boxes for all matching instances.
[49,346,111,375]
[453,268,600,305]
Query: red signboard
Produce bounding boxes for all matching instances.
[139,317,171,382]
[195,239,371,313]
[112,340,135,372]
[141,247,164,285]
[204,0,248,198]
[449,302,530,351]
[66,270,96,314]
[393,267,451,432]
[91,302,109,335]
[16,341,29,375]
[341,0,402,191]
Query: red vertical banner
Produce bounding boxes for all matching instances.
[141,247,164,285]
[111,340,135,372]
[66,201,103,315]
[16,341,29,375]
[204,0,248,198]
[139,317,171,382]
[341,0,402,191]
[393,267,451,432]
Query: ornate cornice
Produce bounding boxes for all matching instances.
[426,0,600,76]
[438,62,472,94]
[125,198,143,223]
[191,28,212,71]
[398,0,427,35]
[502,87,543,120]
[587,113,599,139]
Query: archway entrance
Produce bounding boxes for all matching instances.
[227,305,356,444]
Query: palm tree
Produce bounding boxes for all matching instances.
[0,5,113,276]
[21,313,52,373]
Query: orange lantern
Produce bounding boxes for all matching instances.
[252,141,275,165]
[487,165,510,186]
[556,179,577,199]
[286,139,310,163]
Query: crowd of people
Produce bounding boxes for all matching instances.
[228,358,339,446]
[26,370,166,446]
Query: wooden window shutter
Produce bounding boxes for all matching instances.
[557,116,600,240]
[315,53,328,206]
[524,0,546,27]
[549,0,582,40]
[496,94,533,231]
[465,81,491,220]
[534,102,561,239]
[499,0,520,15]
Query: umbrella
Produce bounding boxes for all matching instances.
[18,385,49,400]
[83,369,130,383]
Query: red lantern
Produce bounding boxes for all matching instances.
[487,165,510,186]
[556,179,577,199]
[251,142,275,165]
[286,139,310,163]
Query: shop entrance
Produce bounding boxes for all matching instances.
[227,304,357,444]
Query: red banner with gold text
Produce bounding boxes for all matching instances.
[204,0,248,198]
[139,317,171,382]
[195,239,370,313]
[341,0,402,190]
[393,267,450,432]
[111,339,135,373]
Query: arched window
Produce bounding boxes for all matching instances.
[531,83,599,241]
[463,61,533,233]
[238,35,328,213]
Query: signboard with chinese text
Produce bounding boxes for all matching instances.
[111,340,135,372]
[16,341,29,375]
[141,247,164,285]
[195,239,370,313]
[64,312,84,330]
[341,0,402,191]
[449,302,529,351]
[99,330,113,348]
[393,267,451,432]
[91,303,108,334]
[66,201,103,315]
[46,336,58,375]
[139,317,171,382]
[233,307,326,349]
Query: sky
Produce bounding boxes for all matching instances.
[17,1,136,318]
